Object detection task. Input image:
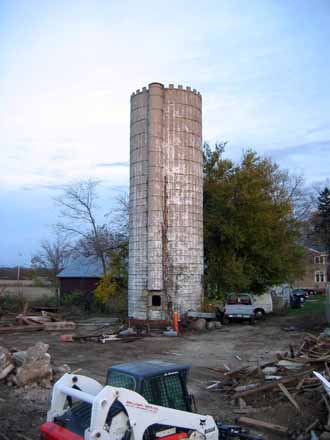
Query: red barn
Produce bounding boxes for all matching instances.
[57,256,104,299]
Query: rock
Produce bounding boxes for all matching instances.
[16,359,52,387]
[12,351,27,367]
[25,341,49,362]
[163,329,177,337]
[0,346,14,380]
[214,321,222,329]
[119,327,137,336]
[191,318,206,331]
[0,363,15,380]
[321,328,330,338]
[16,342,52,387]
[53,364,71,380]
[320,432,330,440]
[53,364,71,375]
[40,378,52,388]
[206,321,216,331]
[262,366,278,375]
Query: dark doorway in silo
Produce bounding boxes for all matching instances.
[152,295,161,307]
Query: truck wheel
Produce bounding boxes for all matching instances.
[254,309,265,319]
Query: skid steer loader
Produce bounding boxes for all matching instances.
[40,360,263,440]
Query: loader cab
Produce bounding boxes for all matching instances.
[106,360,193,412]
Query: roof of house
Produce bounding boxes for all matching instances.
[57,256,105,278]
[303,237,328,254]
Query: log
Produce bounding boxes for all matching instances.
[237,416,288,434]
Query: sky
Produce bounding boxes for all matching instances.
[1,0,330,266]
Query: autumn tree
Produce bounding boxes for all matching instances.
[94,241,128,313]
[203,143,305,296]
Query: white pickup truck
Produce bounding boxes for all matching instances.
[220,293,273,324]
[223,294,256,324]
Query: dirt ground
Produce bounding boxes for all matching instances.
[0,312,324,440]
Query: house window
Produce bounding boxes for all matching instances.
[314,256,320,264]
[315,271,326,283]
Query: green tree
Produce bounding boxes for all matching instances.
[316,186,330,281]
[317,187,330,249]
[203,143,305,296]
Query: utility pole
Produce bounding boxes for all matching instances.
[16,253,22,297]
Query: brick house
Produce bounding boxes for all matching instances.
[294,242,329,292]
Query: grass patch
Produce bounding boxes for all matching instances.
[287,294,326,316]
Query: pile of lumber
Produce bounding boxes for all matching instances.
[0,304,75,333]
[207,332,330,439]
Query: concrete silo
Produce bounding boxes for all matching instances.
[129,82,203,320]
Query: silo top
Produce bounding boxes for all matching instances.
[131,83,201,98]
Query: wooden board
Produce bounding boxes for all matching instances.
[238,416,288,434]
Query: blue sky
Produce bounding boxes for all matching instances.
[1,0,329,266]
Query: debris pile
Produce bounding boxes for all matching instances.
[0,341,70,388]
[0,305,76,334]
[207,331,330,439]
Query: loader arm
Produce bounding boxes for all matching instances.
[46,373,218,440]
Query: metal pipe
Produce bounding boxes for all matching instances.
[57,384,96,405]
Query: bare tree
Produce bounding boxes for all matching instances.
[74,225,117,259]
[107,192,129,240]
[54,179,111,275]
[31,232,72,287]
[270,168,316,222]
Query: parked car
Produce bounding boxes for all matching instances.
[302,288,317,296]
[292,289,307,301]
[290,289,305,308]
[223,294,256,324]
[290,293,303,308]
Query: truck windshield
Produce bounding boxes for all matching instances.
[227,295,251,305]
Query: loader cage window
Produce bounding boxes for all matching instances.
[107,371,136,390]
[142,372,188,411]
